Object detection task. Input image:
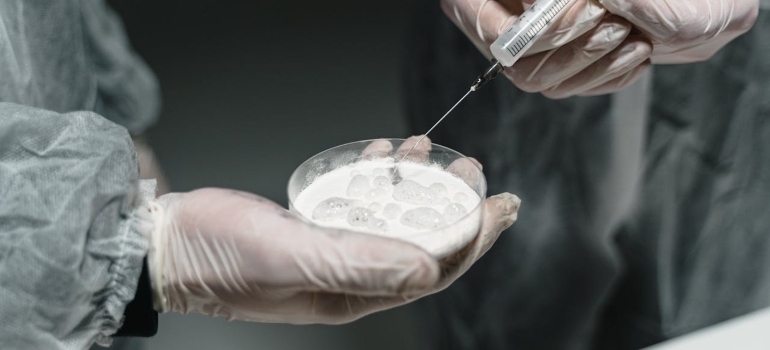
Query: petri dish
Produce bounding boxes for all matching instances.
[287,139,486,258]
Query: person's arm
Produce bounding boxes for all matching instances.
[0,102,154,349]
[0,104,521,347]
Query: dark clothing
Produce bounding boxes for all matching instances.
[405,3,770,349]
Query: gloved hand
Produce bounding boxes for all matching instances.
[599,0,758,64]
[143,136,521,324]
[442,0,758,98]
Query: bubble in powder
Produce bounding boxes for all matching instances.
[393,179,445,205]
[372,176,391,188]
[444,203,468,223]
[373,168,386,176]
[313,197,360,221]
[347,175,371,197]
[368,217,388,233]
[400,207,445,230]
[429,183,448,197]
[347,207,374,227]
[453,192,468,203]
[364,187,388,201]
[383,203,402,220]
[368,202,383,212]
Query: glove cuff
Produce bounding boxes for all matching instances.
[145,200,171,313]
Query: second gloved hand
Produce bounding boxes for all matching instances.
[598,0,758,64]
[143,148,519,323]
[442,0,757,98]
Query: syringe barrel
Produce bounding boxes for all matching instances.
[490,0,573,67]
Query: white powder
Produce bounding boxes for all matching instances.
[292,158,483,257]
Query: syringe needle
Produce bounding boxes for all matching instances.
[394,87,474,170]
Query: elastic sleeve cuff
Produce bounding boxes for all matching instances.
[114,258,158,337]
[94,179,157,346]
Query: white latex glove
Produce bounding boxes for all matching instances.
[442,0,757,98]
[598,0,758,64]
[143,136,521,324]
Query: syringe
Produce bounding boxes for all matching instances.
[472,0,575,90]
[394,0,574,170]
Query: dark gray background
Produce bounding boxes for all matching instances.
[108,0,434,349]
